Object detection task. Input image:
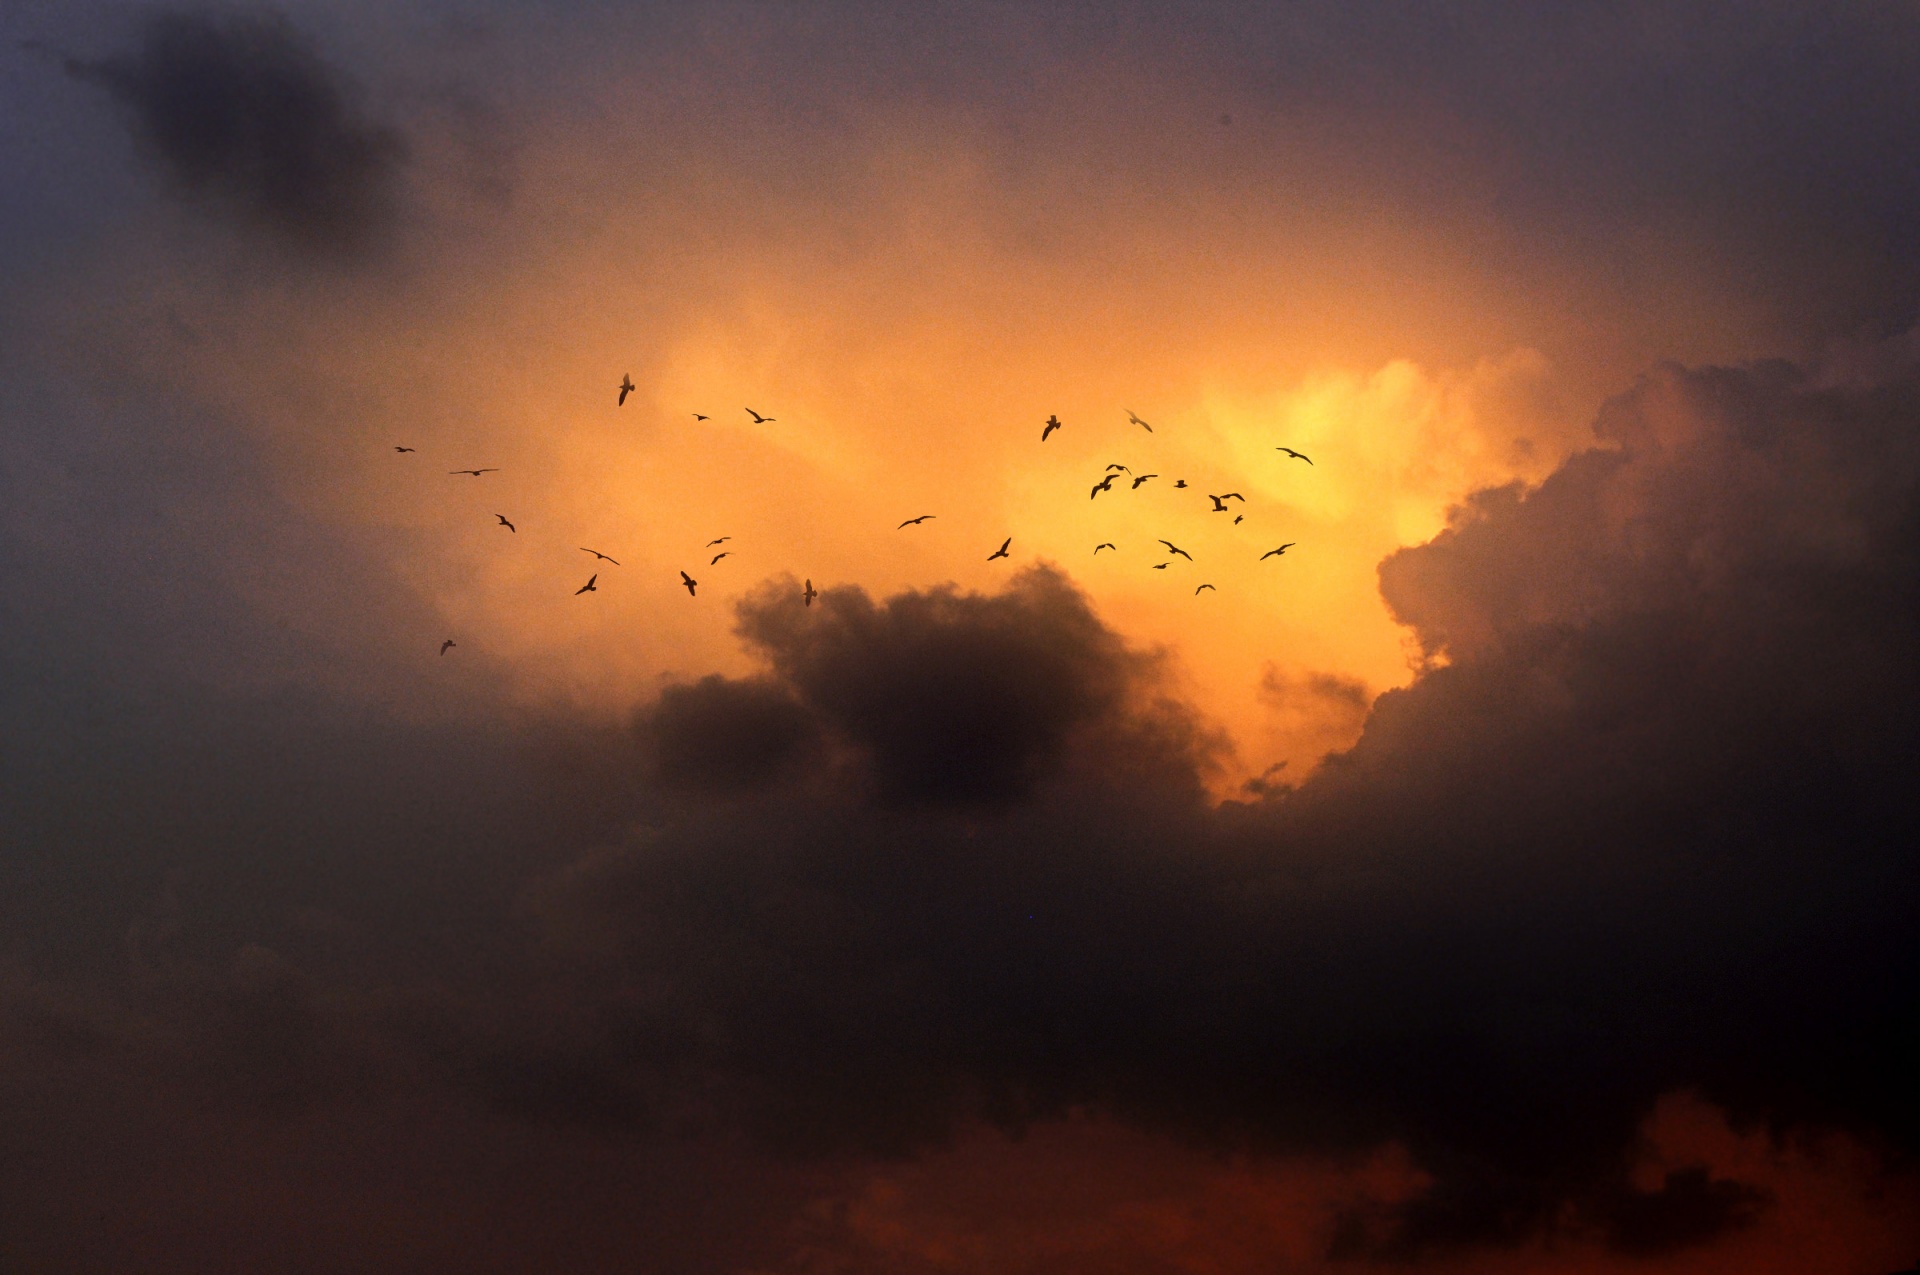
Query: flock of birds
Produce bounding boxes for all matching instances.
[407,385,1313,655]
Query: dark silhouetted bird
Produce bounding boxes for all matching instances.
[1234,514,1244,524]
[618,374,635,406]
[580,548,621,565]
[711,551,731,565]
[576,574,598,595]
[1158,539,1193,560]
[898,515,935,528]
[1127,409,1153,432]
[1209,494,1229,512]
[1094,543,1116,553]
[1261,543,1295,559]
[439,639,456,655]
[394,446,414,453]
[1041,414,1062,441]
[449,468,499,477]
[803,579,817,607]
[1276,447,1313,464]
[1173,479,1187,489]
[680,571,698,596]
[692,413,709,421]
[1106,463,1130,473]
[1195,584,1215,594]
[1092,474,1119,499]
[746,408,775,423]
[988,537,1011,561]
[706,537,731,547]
[495,514,515,532]
[1153,562,1169,570]
[1132,473,1157,488]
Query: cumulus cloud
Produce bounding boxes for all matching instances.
[58,9,407,252]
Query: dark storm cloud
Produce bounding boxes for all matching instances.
[57,8,406,252]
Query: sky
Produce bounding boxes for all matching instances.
[1,2,1918,1271]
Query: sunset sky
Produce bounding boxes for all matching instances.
[2,3,1917,1271]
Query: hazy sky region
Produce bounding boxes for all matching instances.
[2,3,1918,1271]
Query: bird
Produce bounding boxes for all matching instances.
[1195,584,1215,594]
[1260,543,1295,560]
[1132,473,1157,488]
[1207,492,1245,512]
[1106,463,1131,473]
[1208,494,1228,512]
[987,537,1011,561]
[576,574,598,595]
[680,571,698,596]
[898,515,935,528]
[1158,539,1193,560]
[803,579,817,607]
[1091,474,1119,499]
[692,413,710,421]
[495,514,515,532]
[1094,543,1116,553]
[580,548,621,565]
[706,537,731,547]
[1234,514,1244,524]
[1153,562,1169,570]
[449,468,499,477]
[1041,414,1063,441]
[394,446,415,453]
[710,551,731,565]
[618,374,635,406]
[1173,479,1188,489]
[746,408,775,423]
[439,639,456,655]
[1276,447,1313,464]
[1127,409,1153,432]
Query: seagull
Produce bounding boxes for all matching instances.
[1153,562,1169,570]
[1094,543,1116,553]
[1234,514,1244,524]
[449,468,499,477]
[898,515,935,528]
[692,413,710,421]
[580,548,621,564]
[710,551,731,565]
[1195,584,1215,594]
[1132,473,1157,488]
[1260,543,1295,560]
[1041,414,1063,441]
[746,408,775,424]
[618,374,635,406]
[987,537,1011,561]
[803,579,817,607]
[495,514,515,532]
[1207,493,1245,512]
[1276,447,1313,465]
[1158,539,1193,560]
[706,537,731,547]
[394,446,415,453]
[1208,494,1228,512]
[575,574,598,595]
[439,639,456,655]
[1092,474,1119,499]
[1127,409,1153,432]
[1173,479,1188,489]
[1106,463,1131,473]
[680,571,698,596]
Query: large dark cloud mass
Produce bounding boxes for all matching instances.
[57,9,406,252]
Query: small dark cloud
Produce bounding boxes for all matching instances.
[60,9,406,253]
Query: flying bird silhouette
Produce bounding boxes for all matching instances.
[1132,473,1157,488]
[575,574,598,595]
[1094,543,1116,553]
[1092,474,1119,499]
[1173,479,1188,489]
[1260,543,1296,560]
[680,571,698,596]
[1208,492,1246,512]
[1153,562,1169,570]
[495,514,515,532]
[706,537,731,547]
[439,639,456,655]
[1208,494,1228,512]
[803,579,817,607]
[1041,414,1062,441]
[618,374,635,406]
[692,413,710,421]
[1127,409,1153,432]
[449,468,499,477]
[710,551,731,565]
[746,408,775,424]
[1276,447,1313,464]
[898,515,935,528]
[1158,539,1193,560]
[1106,463,1131,473]
[394,446,414,453]
[580,548,621,564]
[1234,514,1244,524]
[1195,584,1215,594]
[987,537,1011,561]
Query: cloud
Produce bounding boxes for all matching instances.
[58,9,406,253]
